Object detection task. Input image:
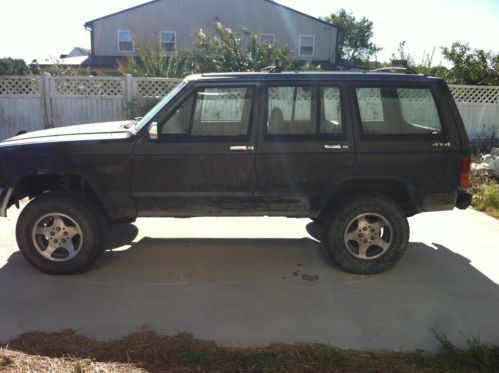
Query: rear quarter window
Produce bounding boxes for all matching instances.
[356,87,442,136]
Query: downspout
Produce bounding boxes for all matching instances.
[84,23,95,56]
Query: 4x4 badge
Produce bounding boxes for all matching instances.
[432,142,451,147]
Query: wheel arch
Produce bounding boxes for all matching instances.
[1,164,120,219]
[318,175,420,217]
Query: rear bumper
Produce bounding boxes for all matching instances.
[456,188,472,210]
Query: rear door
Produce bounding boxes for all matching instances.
[254,81,355,215]
[351,80,462,211]
[133,82,258,216]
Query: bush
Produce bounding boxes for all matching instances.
[118,22,300,78]
[470,165,499,218]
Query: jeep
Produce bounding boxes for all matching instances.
[0,72,472,274]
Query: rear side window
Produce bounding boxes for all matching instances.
[356,87,442,135]
[267,86,343,137]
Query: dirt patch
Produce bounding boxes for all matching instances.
[301,274,319,282]
[1,330,496,372]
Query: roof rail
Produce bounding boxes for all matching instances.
[369,66,420,75]
[261,59,283,73]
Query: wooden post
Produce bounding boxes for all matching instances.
[41,73,53,128]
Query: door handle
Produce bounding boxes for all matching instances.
[230,145,255,151]
[324,144,349,150]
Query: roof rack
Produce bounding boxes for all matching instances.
[368,66,420,75]
[261,59,283,73]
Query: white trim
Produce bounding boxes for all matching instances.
[117,30,135,53]
[160,31,177,53]
[299,34,315,57]
[260,33,276,45]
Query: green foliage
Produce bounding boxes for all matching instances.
[118,34,195,77]
[323,9,382,65]
[432,329,499,372]
[442,42,499,86]
[126,95,161,119]
[118,23,299,78]
[29,60,91,76]
[0,58,32,75]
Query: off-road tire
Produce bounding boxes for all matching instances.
[16,193,105,274]
[324,194,409,274]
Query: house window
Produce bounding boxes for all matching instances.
[161,31,176,53]
[118,30,134,52]
[260,34,275,45]
[299,35,315,57]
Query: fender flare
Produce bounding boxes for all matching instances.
[1,163,120,219]
[316,170,420,214]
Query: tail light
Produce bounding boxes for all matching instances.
[460,155,471,188]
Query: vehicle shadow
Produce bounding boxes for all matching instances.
[1,222,499,352]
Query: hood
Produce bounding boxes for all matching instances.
[1,120,135,146]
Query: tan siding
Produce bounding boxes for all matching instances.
[91,0,337,62]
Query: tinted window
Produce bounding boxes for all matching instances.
[161,87,254,138]
[356,87,442,135]
[321,87,343,134]
[397,88,441,131]
[267,86,342,136]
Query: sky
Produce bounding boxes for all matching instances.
[0,0,498,65]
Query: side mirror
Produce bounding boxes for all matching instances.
[149,122,158,140]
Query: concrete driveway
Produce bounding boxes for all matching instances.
[1,207,498,351]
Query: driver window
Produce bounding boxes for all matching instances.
[160,86,254,139]
[161,94,194,135]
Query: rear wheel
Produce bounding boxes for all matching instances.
[324,194,409,274]
[16,193,105,274]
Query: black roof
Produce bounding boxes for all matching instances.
[185,71,441,82]
[84,0,338,30]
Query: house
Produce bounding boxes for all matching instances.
[83,0,339,71]
[32,47,91,68]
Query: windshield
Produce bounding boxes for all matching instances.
[134,80,188,131]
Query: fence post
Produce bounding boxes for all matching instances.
[125,74,134,102]
[41,73,53,128]
[124,74,134,118]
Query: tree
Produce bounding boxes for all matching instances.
[323,9,381,66]
[118,22,299,78]
[441,42,499,86]
[0,58,31,75]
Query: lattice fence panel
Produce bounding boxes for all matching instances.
[54,78,124,96]
[136,79,181,97]
[450,85,499,104]
[0,77,41,95]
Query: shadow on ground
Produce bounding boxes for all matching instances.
[1,222,498,351]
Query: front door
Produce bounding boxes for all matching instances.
[133,83,258,216]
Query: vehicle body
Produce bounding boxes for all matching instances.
[0,72,472,274]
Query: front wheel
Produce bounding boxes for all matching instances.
[324,194,409,274]
[16,193,105,274]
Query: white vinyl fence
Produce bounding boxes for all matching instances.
[0,74,181,140]
[448,85,499,144]
[1,74,498,143]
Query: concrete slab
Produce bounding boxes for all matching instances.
[1,207,498,351]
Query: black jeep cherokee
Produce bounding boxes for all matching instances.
[0,72,472,274]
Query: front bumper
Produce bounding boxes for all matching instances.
[456,188,473,210]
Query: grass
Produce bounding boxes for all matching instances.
[469,165,499,218]
[1,330,498,372]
